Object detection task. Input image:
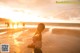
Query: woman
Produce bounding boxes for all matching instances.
[32,23,45,53]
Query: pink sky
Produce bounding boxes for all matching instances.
[0,0,80,20]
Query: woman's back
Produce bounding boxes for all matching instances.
[32,33,42,48]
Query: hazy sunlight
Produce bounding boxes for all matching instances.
[0,5,76,23]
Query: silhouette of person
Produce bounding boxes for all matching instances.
[32,23,45,53]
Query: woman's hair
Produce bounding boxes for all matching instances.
[37,23,45,32]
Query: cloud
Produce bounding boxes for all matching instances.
[0,0,80,20]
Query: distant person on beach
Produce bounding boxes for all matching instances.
[28,23,45,53]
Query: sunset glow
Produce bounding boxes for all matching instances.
[0,5,43,22]
[0,5,63,23]
[0,5,80,23]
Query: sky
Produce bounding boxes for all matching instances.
[0,0,80,22]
